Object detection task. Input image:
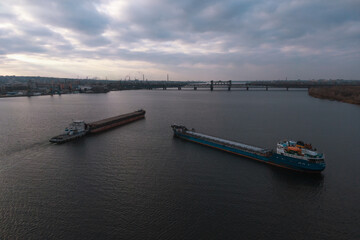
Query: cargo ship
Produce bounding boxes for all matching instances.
[50,110,145,143]
[171,125,325,173]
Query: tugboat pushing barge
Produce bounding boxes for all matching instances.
[171,125,325,173]
[49,120,89,143]
[50,110,145,143]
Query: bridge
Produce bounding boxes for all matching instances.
[150,80,360,91]
[106,79,360,91]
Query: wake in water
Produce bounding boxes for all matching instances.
[0,141,52,173]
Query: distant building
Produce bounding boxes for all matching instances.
[79,85,92,92]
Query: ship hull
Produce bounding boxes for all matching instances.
[49,131,88,144]
[174,132,325,173]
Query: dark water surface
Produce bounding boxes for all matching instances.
[0,90,359,239]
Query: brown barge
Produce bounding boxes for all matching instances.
[88,109,146,133]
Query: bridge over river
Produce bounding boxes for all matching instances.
[150,80,360,91]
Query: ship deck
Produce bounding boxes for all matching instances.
[89,110,144,126]
[185,131,271,155]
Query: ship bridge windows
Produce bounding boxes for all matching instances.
[308,158,324,163]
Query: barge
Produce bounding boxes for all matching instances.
[50,109,145,143]
[171,125,325,173]
[88,109,145,133]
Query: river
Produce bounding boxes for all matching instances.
[0,90,359,239]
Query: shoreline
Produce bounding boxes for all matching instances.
[0,91,112,99]
[308,86,360,105]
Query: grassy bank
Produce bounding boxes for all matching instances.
[308,86,360,105]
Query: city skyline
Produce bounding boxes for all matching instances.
[1,0,359,81]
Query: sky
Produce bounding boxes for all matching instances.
[0,0,359,81]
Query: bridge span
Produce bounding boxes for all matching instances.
[155,80,360,91]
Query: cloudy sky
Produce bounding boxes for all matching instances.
[0,0,359,81]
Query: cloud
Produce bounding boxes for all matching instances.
[19,0,109,35]
[0,0,359,80]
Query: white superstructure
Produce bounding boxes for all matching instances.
[276,140,324,163]
[64,120,87,135]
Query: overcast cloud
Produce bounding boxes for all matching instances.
[0,0,359,80]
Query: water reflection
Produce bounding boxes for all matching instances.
[270,166,324,186]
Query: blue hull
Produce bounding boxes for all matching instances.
[174,132,325,173]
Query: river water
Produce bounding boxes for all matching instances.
[0,90,359,239]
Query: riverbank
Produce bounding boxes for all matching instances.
[0,90,108,98]
[308,86,360,105]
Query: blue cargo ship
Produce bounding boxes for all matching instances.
[171,125,326,173]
